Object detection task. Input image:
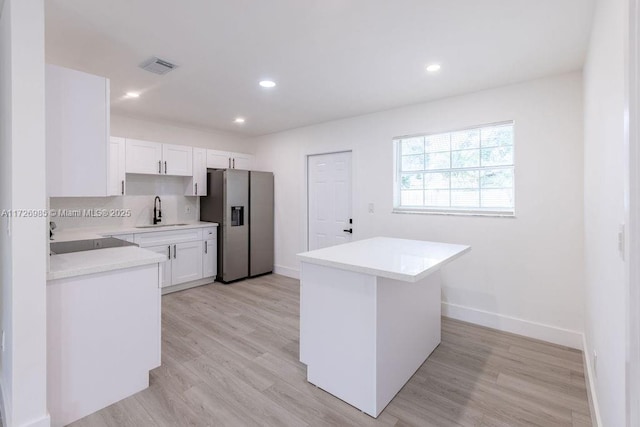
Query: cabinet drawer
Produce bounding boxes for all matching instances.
[134,229,203,247]
[202,227,217,239]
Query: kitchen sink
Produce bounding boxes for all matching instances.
[135,223,189,229]
[50,237,138,255]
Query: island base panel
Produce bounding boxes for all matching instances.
[47,264,161,427]
[300,262,441,418]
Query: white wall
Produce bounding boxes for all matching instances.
[583,0,628,425]
[253,72,585,348]
[111,114,253,154]
[0,0,49,426]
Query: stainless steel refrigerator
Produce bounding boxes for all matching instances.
[200,169,274,283]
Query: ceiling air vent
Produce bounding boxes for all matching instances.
[140,57,178,75]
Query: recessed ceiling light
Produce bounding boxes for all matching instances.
[426,64,441,73]
[125,92,140,98]
[234,117,246,124]
[259,80,276,88]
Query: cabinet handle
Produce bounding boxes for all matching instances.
[158,160,161,174]
[167,245,170,259]
[232,158,235,169]
[204,241,207,254]
[173,244,176,258]
[228,157,231,168]
[164,161,167,174]
[121,180,124,195]
[195,183,198,195]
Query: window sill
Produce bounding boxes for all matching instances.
[392,208,515,218]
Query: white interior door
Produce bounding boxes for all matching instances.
[308,151,352,251]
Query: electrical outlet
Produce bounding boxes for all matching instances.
[185,205,192,215]
[593,351,598,377]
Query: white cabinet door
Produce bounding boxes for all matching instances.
[207,149,231,169]
[46,64,110,197]
[125,139,163,174]
[162,144,193,176]
[203,239,217,278]
[187,147,207,196]
[232,153,253,170]
[108,137,126,196]
[172,241,203,285]
[146,244,172,288]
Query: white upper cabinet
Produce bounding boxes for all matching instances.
[46,64,110,197]
[162,144,193,176]
[125,139,163,174]
[187,147,207,196]
[125,139,192,176]
[108,137,126,196]
[206,149,253,170]
[232,152,253,170]
[206,149,231,169]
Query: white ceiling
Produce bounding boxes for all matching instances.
[45,0,595,136]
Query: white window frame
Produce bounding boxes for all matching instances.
[392,121,515,217]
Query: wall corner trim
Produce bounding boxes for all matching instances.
[441,302,584,349]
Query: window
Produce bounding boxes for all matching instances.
[393,122,514,216]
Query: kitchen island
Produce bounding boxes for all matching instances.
[297,237,470,418]
[47,242,166,427]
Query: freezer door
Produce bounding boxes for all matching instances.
[223,169,249,282]
[249,171,274,276]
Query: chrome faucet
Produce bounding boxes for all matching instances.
[153,196,162,225]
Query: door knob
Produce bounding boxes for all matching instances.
[343,228,353,234]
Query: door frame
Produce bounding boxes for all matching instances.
[304,150,354,251]
[627,0,640,425]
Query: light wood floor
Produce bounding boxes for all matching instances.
[70,274,592,427]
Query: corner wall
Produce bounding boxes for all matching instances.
[0,0,49,426]
[253,72,585,348]
[583,0,628,425]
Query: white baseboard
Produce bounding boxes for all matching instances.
[161,277,215,295]
[20,414,50,427]
[581,334,602,427]
[274,265,299,279]
[442,302,583,349]
[0,380,7,427]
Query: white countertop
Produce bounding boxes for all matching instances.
[50,221,218,243]
[48,246,166,281]
[297,237,471,282]
[47,222,218,280]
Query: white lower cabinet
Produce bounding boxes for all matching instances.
[171,241,203,285]
[146,245,173,288]
[203,239,217,278]
[133,226,217,290]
